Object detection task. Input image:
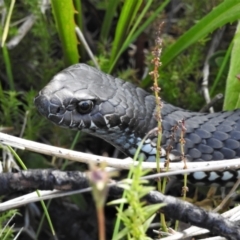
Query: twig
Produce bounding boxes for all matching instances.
[75,26,100,69]
[6,15,36,49]
[0,169,239,240]
[200,93,223,113]
[201,28,225,113]
[146,191,240,240]
[0,169,88,195]
[213,178,240,213]
[1,132,240,173]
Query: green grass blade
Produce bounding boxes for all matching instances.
[73,0,83,31]
[223,21,240,110]
[73,0,85,57]
[125,0,170,48]
[2,45,14,90]
[161,0,240,67]
[1,0,15,90]
[127,0,143,31]
[108,0,152,73]
[108,0,170,73]
[210,41,233,96]
[100,0,121,40]
[51,0,79,66]
[109,0,143,71]
[1,0,15,47]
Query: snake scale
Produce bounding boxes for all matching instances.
[34,64,240,184]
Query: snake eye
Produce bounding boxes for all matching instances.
[77,100,94,114]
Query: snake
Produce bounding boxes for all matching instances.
[34,64,240,184]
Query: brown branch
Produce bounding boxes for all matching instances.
[145,191,240,240]
[0,169,89,195]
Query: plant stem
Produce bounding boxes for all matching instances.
[97,207,105,240]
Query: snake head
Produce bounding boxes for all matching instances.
[34,63,155,135]
[34,64,120,130]
[34,63,159,161]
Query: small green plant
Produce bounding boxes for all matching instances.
[109,159,164,240]
[0,210,18,240]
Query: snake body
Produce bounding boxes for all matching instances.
[34,64,240,184]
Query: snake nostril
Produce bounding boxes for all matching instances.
[52,105,65,115]
[51,105,66,115]
[56,107,61,114]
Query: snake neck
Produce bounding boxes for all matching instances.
[83,94,187,161]
[84,98,205,161]
[82,88,159,159]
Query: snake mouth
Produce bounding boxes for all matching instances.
[35,92,83,129]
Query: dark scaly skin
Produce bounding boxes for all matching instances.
[34,64,240,183]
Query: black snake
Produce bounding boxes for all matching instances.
[34,64,240,184]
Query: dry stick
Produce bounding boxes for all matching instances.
[0,162,240,194]
[145,191,240,240]
[75,26,100,70]
[161,181,240,240]
[213,178,240,213]
[0,169,239,240]
[200,93,223,113]
[161,202,240,240]
[0,169,89,195]
[0,132,135,169]
[2,132,240,173]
